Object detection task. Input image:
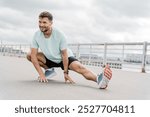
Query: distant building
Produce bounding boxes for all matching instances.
[77,53,122,69]
[125,54,150,64]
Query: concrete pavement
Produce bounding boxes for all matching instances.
[0,55,150,100]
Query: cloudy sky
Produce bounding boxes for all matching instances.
[0,0,150,44]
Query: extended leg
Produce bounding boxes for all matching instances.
[69,61,97,82]
[69,61,112,89]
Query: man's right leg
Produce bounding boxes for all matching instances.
[26,52,56,78]
[26,52,48,69]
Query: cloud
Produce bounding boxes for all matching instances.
[0,7,36,43]
[94,0,150,18]
[0,7,35,28]
[0,0,150,44]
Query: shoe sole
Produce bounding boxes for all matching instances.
[98,74,109,89]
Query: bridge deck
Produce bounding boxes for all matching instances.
[0,55,150,100]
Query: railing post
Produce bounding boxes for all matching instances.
[0,40,2,54]
[19,44,21,57]
[88,44,92,65]
[76,43,80,59]
[141,41,147,73]
[3,45,6,56]
[103,43,107,66]
[121,44,125,68]
[10,45,12,56]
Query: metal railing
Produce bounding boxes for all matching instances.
[0,42,150,72]
[69,42,150,72]
[0,44,30,57]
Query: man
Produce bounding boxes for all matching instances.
[27,11,112,89]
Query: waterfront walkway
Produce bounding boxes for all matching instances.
[0,55,150,100]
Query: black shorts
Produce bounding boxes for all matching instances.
[45,56,78,70]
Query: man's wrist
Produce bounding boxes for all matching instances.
[64,70,69,74]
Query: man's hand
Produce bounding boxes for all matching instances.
[38,76,48,83]
[64,73,75,84]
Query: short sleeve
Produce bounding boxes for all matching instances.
[59,33,68,50]
[31,34,39,49]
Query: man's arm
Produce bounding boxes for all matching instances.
[31,48,48,82]
[61,49,75,83]
[61,49,69,73]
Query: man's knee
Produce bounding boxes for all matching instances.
[78,65,86,72]
[72,63,86,73]
[26,52,31,61]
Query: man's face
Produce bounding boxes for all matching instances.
[39,17,52,32]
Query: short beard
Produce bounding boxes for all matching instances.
[42,29,48,33]
[40,27,48,33]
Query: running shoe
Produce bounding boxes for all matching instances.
[45,68,57,79]
[97,65,112,89]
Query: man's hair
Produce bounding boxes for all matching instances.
[39,11,53,21]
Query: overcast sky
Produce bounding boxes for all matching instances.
[0,0,150,44]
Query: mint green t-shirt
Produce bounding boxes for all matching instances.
[31,27,74,63]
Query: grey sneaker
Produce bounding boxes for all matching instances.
[45,68,57,79]
[97,73,110,89]
[97,64,112,89]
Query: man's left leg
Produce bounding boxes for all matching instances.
[69,61,97,82]
[69,61,112,89]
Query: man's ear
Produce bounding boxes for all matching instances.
[50,21,53,25]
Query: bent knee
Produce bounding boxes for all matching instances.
[26,52,31,61]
